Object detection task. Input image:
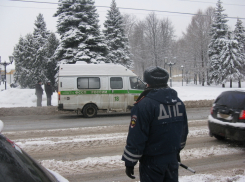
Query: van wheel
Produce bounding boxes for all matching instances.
[83,104,97,118]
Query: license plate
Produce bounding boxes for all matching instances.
[217,113,232,120]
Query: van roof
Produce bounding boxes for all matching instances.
[59,64,137,77]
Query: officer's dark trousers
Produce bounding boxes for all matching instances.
[139,153,178,182]
[37,95,42,107]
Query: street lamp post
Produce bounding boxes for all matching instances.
[0,56,14,90]
[164,57,168,69]
[166,60,176,87]
[181,65,184,86]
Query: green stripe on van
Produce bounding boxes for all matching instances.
[60,90,143,95]
[128,90,143,94]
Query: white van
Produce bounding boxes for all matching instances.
[57,64,145,117]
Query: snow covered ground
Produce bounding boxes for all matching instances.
[6,123,244,182]
[1,81,245,182]
[0,81,244,108]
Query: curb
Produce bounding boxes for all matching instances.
[0,100,214,116]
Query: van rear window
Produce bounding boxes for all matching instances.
[77,77,100,89]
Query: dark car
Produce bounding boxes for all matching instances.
[208,90,245,141]
[0,120,68,182]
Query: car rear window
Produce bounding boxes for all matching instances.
[215,91,245,109]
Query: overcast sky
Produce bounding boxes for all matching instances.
[0,0,244,68]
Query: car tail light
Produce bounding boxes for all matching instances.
[58,91,61,100]
[239,110,245,120]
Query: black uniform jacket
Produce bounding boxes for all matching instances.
[122,87,188,167]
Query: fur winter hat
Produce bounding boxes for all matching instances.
[143,66,169,87]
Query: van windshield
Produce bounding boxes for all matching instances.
[130,77,146,90]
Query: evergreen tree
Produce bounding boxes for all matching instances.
[32,14,50,84]
[234,18,245,87]
[219,33,244,88]
[234,18,245,51]
[13,14,59,88]
[54,0,107,64]
[208,0,229,86]
[13,34,36,88]
[103,0,132,68]
[33,14,49,45]
[44,33,60,86]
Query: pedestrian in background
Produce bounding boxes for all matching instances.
[35,80,43,107]
[45,80,53,106]
[122,66,189,182]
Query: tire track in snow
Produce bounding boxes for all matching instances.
[15,133,127,153]
[3,119,208,139]
[40,145,244,175]
[14,126,208,153]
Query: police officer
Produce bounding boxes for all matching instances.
[122,66,188,182]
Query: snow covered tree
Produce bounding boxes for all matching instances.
[54,0,107,64]
[13,14,59,88]
[208,0,229,87]
[219,34,244,88]
[234,18,245,51]
[33,14,49,45]
[32,14,50,84]
[13,34,36,88]
[234,18,245,87]
[103,0,132,68]
[44,33,60,86]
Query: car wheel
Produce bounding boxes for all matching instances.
[83,104,97,118]
[213,134,226,140]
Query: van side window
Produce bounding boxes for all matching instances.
[77,77,100,89]
[110,77,123,89]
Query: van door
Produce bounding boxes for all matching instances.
[76,76,109,110]
[59,77,77,110]
[109,77,127,112]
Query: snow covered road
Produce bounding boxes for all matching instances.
[2,119,245,182]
